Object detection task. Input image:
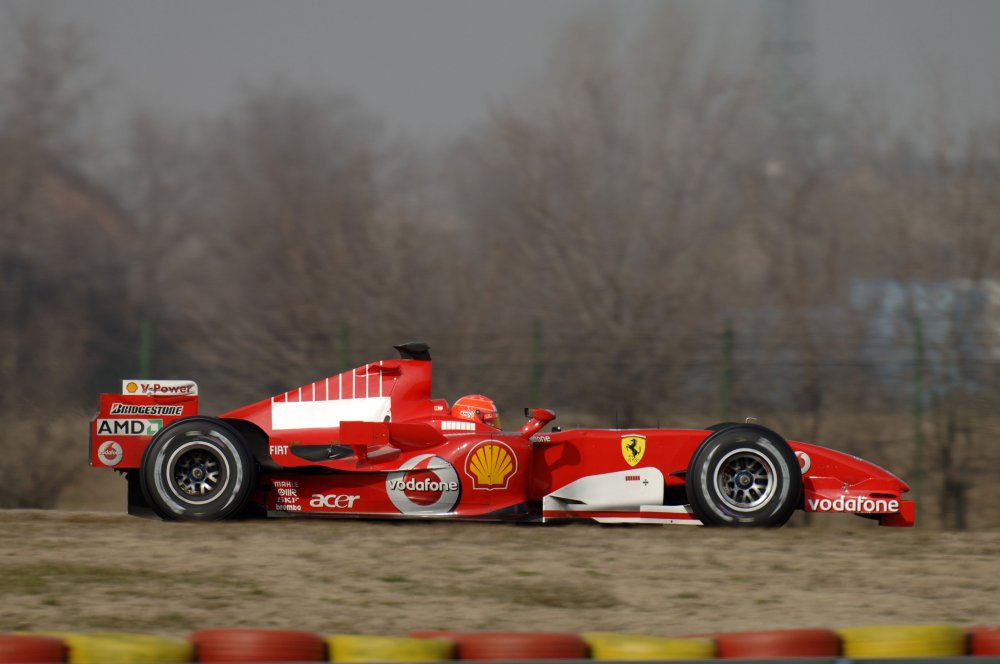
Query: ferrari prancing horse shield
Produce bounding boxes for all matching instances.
[621,434,646,467]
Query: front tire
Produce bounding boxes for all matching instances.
[685,424,800,527]
[140,417,257,520]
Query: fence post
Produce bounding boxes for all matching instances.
[139,318,153,379]
[531,318,544,406]
[721,319,734,421]
[339,321,351,373]
[912,315,926,522]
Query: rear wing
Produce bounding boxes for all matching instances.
[90,380,199,469]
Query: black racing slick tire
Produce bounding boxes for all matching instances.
[140,417,257,521]
[685,424,801,527]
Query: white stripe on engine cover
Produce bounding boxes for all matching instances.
[441,420,476,431]
[271,396,391,430]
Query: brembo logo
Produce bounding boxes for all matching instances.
[806,497,900,513]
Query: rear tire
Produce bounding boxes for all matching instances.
[685,424,800,527]
[140,417,256,520]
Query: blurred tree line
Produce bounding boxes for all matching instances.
[1,7,999,527]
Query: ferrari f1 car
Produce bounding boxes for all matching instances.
[90,343,914,527]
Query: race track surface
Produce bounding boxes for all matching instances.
[1,510,996,636]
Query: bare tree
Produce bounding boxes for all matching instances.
[0,10,117,507]
[156,82,401,407]
[111,111,205,380]
[844,85,1000,528]
[449,6,775,423]
[0,10,97,408]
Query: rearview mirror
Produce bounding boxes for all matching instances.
[519,408,556,439]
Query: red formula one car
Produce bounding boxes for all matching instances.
[90,343,914,527]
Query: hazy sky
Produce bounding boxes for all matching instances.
[16,0,1000,144]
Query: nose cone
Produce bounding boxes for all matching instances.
[792,441,910,493]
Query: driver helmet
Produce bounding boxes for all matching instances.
[452,394,501,429]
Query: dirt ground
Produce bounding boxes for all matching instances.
[1,472,998,638]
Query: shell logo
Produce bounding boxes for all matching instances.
[465,441,517,490]
[126,382,139,394]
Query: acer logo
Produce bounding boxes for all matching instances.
[308,494,360,509]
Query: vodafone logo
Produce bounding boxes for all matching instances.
[386,454,460,515]
[806,496,899,514]
[795,451,811,474]
[97,441,123,467]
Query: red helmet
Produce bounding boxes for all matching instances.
[451,394,500,429]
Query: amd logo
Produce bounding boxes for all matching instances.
[96,419,161,437]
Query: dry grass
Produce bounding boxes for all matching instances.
[1,509,998,637]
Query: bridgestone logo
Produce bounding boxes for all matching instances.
[110,404,184,416]
[387,478,460,493]
[806,497,900,513]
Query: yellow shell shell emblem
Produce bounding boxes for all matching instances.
[622,434,646,467]
[465,441,517,490]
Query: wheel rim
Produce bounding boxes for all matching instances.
[713,447,777,511]
[165,440,231,504]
